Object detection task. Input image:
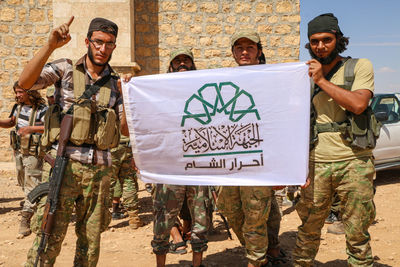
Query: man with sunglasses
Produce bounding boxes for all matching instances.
[19,17,129,266]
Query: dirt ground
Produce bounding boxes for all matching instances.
[0,161,399,267]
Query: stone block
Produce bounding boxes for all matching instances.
[234,3,251,13]
[143,34,158,45]
[270,36,281,47]
[165,36,177,46]
[35,36,47,46]
[277,47,292,57]
[136,47,152,57]
[29,9,45,22]
[15,48,29,57]
[239,16,250,23]
[0,71,10,84]
[276,2,293,13]
[20,36,33,46]
[1,8,16,22]
[226,16,236,24]
[0,46,12,57]
[182,2,197,12]
[268,15,279,24]
[183,35,196,46]
[204,49,221,58]
[47,9,52,21]
[206,16,218,23]
[6,0,23,4]
[159,24,172,33]
[258,25,272,34]
[35,24,50,34]
[224,25,235,35]
[175,24,185,33]
[4,58,18,70]
[12,24,33,35]
[200,2,218,13]
[284,35,300,46]
[18,8,27,23]
[282,15,301,22]
[206,25,222,35]
[0,24,9,33]
[275,24,292,34]
[136,24,150,33]
[190,25,202,34]
[222,3,230,12]
[161,1,178,11]
[181,14,192,23]
[4,35,15,47]
[256,3,273,13]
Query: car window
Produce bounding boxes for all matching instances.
[374,97,400,123]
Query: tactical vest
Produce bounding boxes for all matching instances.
[41,63,120,150]
[10,104,42,155]
[310,58,382,150]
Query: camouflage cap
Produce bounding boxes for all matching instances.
[46,87,55,97]
[231,30,260,46]
[169,48,194,63]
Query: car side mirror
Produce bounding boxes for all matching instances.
[375,111,389,122]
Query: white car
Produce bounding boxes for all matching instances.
[371,93,400,170]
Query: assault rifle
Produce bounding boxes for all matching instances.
[210,186,232,240]
[34,114,73,267]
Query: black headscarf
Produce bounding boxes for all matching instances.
[307,13,343,38]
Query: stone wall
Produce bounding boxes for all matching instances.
[0,0,53,161]
[136,0,300,75]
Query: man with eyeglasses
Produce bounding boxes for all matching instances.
[19,17,130,266]
[292,13,376,267]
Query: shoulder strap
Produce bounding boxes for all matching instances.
[343,58,359,90]
[15,104,22,127]
[28,105,38,126]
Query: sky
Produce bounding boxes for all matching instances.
[299,0,400,93]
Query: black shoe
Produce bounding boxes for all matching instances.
[112,212,127,220]
[325,212,339,224]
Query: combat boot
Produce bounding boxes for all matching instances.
[128,211,144,229]
[327,221,345,235]
[17,211,33,239]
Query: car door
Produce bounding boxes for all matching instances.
[373,94,400,166]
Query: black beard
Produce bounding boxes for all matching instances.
[87,47,112,67]
[308,47,339,65]
[169,64,196,73]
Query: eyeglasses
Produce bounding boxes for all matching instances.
[309,37,334,46]
[88,38,116,49]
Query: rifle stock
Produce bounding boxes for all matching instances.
[34,114,73,267]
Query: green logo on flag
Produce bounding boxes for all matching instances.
[181,82,260,126]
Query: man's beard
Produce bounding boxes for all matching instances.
[168,64,196,73]
[308,47,339,65]
[87,47,112,67]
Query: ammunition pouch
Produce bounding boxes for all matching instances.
[344,107,381,149]
[94,107,120,150]
[70,99,96,146]
[41,104,62,148]
[10,130,19,150]
[312,107,381,150]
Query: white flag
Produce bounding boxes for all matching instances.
[122,62,310,186]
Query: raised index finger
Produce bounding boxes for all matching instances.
[66,16,74,26]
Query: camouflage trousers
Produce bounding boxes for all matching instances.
[293,157,375,267]
[217,186,281,266]
[110,143,139,212]
[26,156,112,267]
[151,184,210,254]
[15,152,43,213]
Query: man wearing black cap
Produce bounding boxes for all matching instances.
[19,17,129,266]
[293,13,376,267]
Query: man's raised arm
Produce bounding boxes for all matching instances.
[19,16,74,90]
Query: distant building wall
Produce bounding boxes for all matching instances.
[0,0,300,160]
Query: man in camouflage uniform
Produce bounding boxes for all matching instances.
[0,82,47,238]
[217,30,284,267]
[152,48,210,267]
[19,17,129,266]
[293,13,376,267]
[109,134,143,229]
